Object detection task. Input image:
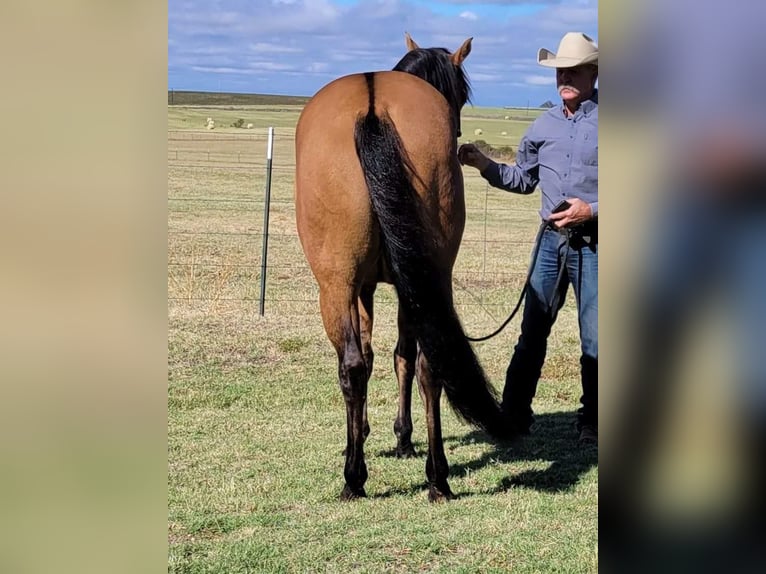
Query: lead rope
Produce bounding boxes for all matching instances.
[465,221,570,342]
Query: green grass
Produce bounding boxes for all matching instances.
[460,105,542,149]
[168,104,305,131]
[168,95,596,573]
[169,90,311,106]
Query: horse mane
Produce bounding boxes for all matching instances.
[392,47,472,126]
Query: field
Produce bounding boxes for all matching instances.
[168,96,597,573]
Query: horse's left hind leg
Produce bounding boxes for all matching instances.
[393,303,417,457]
[342,286,375,456]
[358,285,377,443]
[320,285,369,500]
[416,350,454,502]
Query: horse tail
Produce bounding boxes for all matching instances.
[353,73,508,440]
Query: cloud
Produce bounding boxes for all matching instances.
[168,0,598,106]
[525,74,557,86]
[437,0,560,4]
[249,43,304,54]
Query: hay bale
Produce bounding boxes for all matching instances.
[246,123,254,129]
[473,128,483,136]
[501,131,507,136]
[504,115,510,120]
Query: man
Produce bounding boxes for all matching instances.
[458,32,598,444]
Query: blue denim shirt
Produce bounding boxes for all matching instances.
[480,90,598,219]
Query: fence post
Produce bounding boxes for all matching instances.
[259,127,274,316]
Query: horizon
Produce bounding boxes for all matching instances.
[166,88,559,109]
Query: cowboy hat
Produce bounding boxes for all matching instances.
[538,32,598,68]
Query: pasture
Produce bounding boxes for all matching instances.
[168,100,597,572]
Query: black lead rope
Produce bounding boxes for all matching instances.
[465,221,570,342]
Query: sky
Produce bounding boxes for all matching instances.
[168,0,598,108]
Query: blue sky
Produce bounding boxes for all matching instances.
[168,0,597,107]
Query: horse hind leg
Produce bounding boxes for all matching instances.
[342,285,375,456]
[358,284,377,443]
[358,285,376,379]
[393,303,417,458]
[319,284,369,500]
[416,349,454,502]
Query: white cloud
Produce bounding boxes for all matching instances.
[191,66,254,75]
[306,62,330,73]
[249,43,304,54]
[168,0,597,106]
[470,72,503,82]
[525,74,556,86]
[246,61,297,72]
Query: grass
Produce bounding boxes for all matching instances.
[169,90,311,106]
[168,94,596,573]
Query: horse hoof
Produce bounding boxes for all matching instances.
[428,485,454,503]
[395,444,417,458]
[340,485,367,501]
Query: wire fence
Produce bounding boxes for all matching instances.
[168,129,539,318]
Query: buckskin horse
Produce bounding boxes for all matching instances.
[294,34,508,502]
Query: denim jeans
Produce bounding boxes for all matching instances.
[502,224,598,428]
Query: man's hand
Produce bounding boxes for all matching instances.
[458,143,491,172]
[548,197,593,227]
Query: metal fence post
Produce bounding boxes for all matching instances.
[259,127,274,316]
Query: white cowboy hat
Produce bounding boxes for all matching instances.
[538,32,598,68]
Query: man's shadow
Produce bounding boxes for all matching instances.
[445,410,597,494]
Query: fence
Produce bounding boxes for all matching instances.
[168,128,542,323]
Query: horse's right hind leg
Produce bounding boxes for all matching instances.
[320,285,369,500]
[393,303,417,457]
[416,350,453,502]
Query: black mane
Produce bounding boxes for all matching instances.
[393,47,472,131]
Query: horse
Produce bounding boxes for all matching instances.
[294,34,509,502]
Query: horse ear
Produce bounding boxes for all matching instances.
[451,37,473,66]
[405,32,420,52]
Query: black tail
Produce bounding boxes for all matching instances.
[353,73,508,439]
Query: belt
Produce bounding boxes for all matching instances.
[545,219,597,313]
[548,219,598,246]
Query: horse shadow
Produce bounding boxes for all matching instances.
[377,410,597,496]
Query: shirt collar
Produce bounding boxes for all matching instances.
[561,89,598,118]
